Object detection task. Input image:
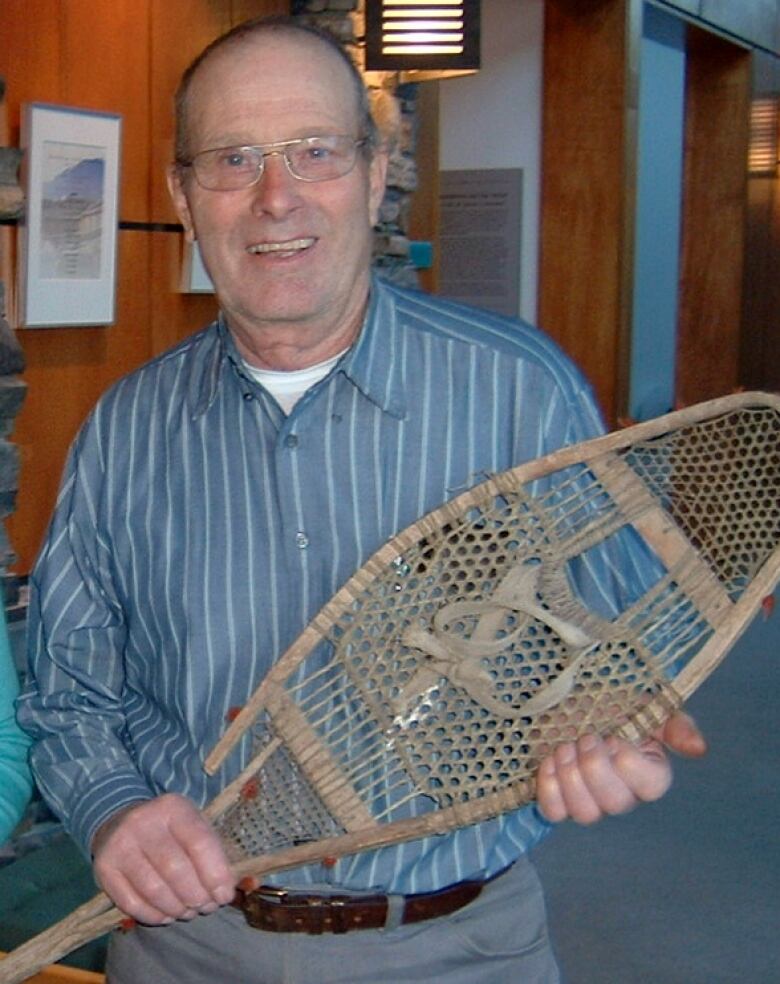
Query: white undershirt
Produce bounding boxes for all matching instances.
[242,348,349,414]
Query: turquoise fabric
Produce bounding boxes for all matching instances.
[0,607,32,844]
[0,835,107,971]
[0,610,103,971]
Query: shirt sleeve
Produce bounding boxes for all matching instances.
[16,421,155,857]
[0,605,32,845]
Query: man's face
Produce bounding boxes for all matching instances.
[168,34,387,346]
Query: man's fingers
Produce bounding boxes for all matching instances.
[552,740,604,824]
[99,866,177,926]
[168,807,236,906]
[604,735,672,803]
[144,839,218,913]
[98,839,207,921]
[92,794,236,924]
[536,755,568,822]
[574,736,638,815]
[536,731,675,825]
[537,742,606,823]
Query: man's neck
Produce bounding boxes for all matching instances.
[228,300,368,372]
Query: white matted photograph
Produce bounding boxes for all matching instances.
[17,102,122,327]
[180,239,214,294]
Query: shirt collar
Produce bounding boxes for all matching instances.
[188,274,408,420]
[337,274,407,420]
[187,313,235,419]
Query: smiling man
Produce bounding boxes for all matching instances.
[168,26,387,371]
[19,16,705,984]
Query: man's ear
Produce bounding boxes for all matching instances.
[368,150,389,228]
[167,164,196,243]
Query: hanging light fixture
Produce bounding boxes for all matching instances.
[365,1,481,82]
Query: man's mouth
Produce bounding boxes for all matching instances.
[247,238,315,258]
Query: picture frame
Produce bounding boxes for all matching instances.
[180,240,214,294]
[17,102,122,327]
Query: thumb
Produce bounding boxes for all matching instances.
[654,711,707,758]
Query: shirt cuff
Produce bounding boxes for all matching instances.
[67,770,156,859]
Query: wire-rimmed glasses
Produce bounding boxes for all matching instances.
[179,134,368,190]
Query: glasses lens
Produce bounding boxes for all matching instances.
[195,147,261,190]
[286,136,358,181]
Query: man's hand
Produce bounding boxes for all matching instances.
[536,712,707,824]
[91,794,236,925]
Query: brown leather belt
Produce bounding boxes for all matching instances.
[231,879,485,934]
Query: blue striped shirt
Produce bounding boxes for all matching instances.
[18,275,633,893]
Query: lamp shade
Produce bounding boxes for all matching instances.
[365,0,480,75]
[748,97,779,176]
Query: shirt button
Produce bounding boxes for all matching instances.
[296,531,309,549]
[243,392,254,402]
[285,434,299,449]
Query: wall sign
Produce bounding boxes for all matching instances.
[438,168,522,318]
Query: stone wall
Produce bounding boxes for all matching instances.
[292,0,420,287]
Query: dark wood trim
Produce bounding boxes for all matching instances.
[539,0,642,425]
[676,25,751,405]
[407,81,440,295]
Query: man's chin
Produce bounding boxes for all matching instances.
[223,296,326,333]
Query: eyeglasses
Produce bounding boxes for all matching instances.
[179,135,368,191]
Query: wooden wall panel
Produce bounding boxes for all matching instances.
[149,1,233,224]
[539,0,641,424]
[740,52,780,394]
[0,0,62,143]
[407,82,440,295]
[149,0,287,223]
[60,0,152,221]
[7,233,154,568]
[1,1,158,569]
[148,0,288,356]
[149,233,218,355]
[1,0,286,571]
[740,177,780,392]
[676,27,751,405]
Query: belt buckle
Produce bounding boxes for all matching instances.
[255,885,289,903]
[324,897,349,934]
[255,887,351,934]
[303,894,349,935]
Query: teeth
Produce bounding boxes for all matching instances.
[247,238,314,254]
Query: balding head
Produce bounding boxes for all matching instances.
[174,16,378,166]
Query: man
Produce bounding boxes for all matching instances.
[18,17,705,983]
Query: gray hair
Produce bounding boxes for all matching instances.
[174,15,379,164]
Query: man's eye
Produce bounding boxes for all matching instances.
[218,150,250,168]
[305,144,333,161]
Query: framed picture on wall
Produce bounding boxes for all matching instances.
[17,102,122,327]
[180,240,214,294]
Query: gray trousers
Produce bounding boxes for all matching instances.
[106,855,560,984]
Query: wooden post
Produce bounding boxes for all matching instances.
[539,0,642,425]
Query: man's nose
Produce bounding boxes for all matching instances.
[249,152,303,217]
